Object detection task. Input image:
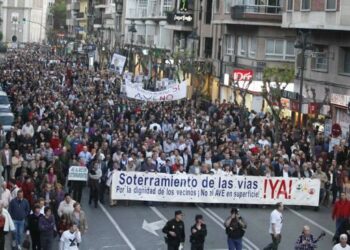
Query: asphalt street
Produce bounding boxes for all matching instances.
[74,190,336,250]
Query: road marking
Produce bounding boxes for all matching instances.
[286,207,334,236]
[196,206,253,250]
[99,202,136,250]
[142,219,166,236]
[150,206,168,221]
[205,207,260,250]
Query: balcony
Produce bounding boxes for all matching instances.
[231,4,282,23]
[95,0,107,9]
[76,12,86,20]
[72,2,79,10]
[103,13,114,20]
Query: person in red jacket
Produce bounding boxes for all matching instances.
[332,192,350,234]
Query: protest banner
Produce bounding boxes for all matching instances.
[111,171,320,206]
[68,166,89,181]
[125,81,187,102]
[110,53,127,75]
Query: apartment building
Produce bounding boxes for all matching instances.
[66,0,80,38]
[2,0,52,43]
[282,0,350,135]
[211,0,296,106]
[124,0,175,50]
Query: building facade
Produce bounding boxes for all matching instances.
[212,0,296,105]
[282,0,350,135]
[2,0,52,43]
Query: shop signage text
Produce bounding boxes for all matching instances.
[232,69,253,82]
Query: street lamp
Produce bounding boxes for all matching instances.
[294,30,314,129]
[128,21,137,73]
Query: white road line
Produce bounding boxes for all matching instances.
[150,206,168,221]
[205,207,260,250]
[286,207,334,236]
[196,206,253,250]
[99,202,136,250]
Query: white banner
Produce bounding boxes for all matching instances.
[68,166,88,181]
[111,172,320,206]
[110,53,127,75]
[126,81,187,102]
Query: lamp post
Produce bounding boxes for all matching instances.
[128,21,137,73]
[294,30,313,129]
[188,29,200,101]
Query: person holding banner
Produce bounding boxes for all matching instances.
[162,210,185,250]
[224,207,247,250]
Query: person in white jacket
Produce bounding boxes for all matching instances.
[0,201,15,250]
[60,222,81,250]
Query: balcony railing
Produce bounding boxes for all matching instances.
[231,4,282,22]
[94,18,102,25]
[76,12,85,19]
[147,35,155,46]
[128,5,173,18]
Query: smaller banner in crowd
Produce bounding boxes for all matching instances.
[68,166,89,181]
[111,172,320,206]
[125,81,187,102]
[110,53,127,75]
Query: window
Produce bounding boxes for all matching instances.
[249,37,257,58]
[225,35,235,55]
[238,36,248,57]
[287,0,293,11]
[265,39,295,60]
[225,0,232,13]
[343,48,350,74]
[326,0,336,10]
[215,0,220,13]
[205,0,213,24]
[204,38,213,58]
[310,45,328,72]
[301,0,310,10]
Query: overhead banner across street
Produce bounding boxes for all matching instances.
[125,81,187,102]
[111,172,320,206]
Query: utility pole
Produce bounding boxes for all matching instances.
[294,30,313,129]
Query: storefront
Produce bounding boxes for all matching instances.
[331,93,350,138]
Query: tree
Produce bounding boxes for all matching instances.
[262,66,295,143]
[51,0,66,30]
[231,77,253,112]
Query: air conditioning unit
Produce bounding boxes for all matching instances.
[223,55,236,63]
[223,55,231,62]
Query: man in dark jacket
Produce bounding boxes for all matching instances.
[190,215,207,250]
[39,207,56,250]
[162,210,185,250]
[27,204,43,250]
[224,208,247,250]
[8,189,30,248]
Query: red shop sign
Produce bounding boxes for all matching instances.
[231,69,254,82]
[308,103,319,115]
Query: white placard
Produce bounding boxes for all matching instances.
[111,172,320,206]
[68,166,88,181]
[110,53,127,75]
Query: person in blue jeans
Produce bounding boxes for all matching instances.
[8,189,30,248]
[224,208,247,250]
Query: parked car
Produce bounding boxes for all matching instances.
[0,91,10,109]
[0,112,14,132]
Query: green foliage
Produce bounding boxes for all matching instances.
[51,0,66,30]
[262,66,295,142]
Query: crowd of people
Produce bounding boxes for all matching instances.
[0,43,347,249]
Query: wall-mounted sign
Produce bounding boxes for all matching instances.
[174,14,193,22]
[231,69,253,82]
[179,0,189,12]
